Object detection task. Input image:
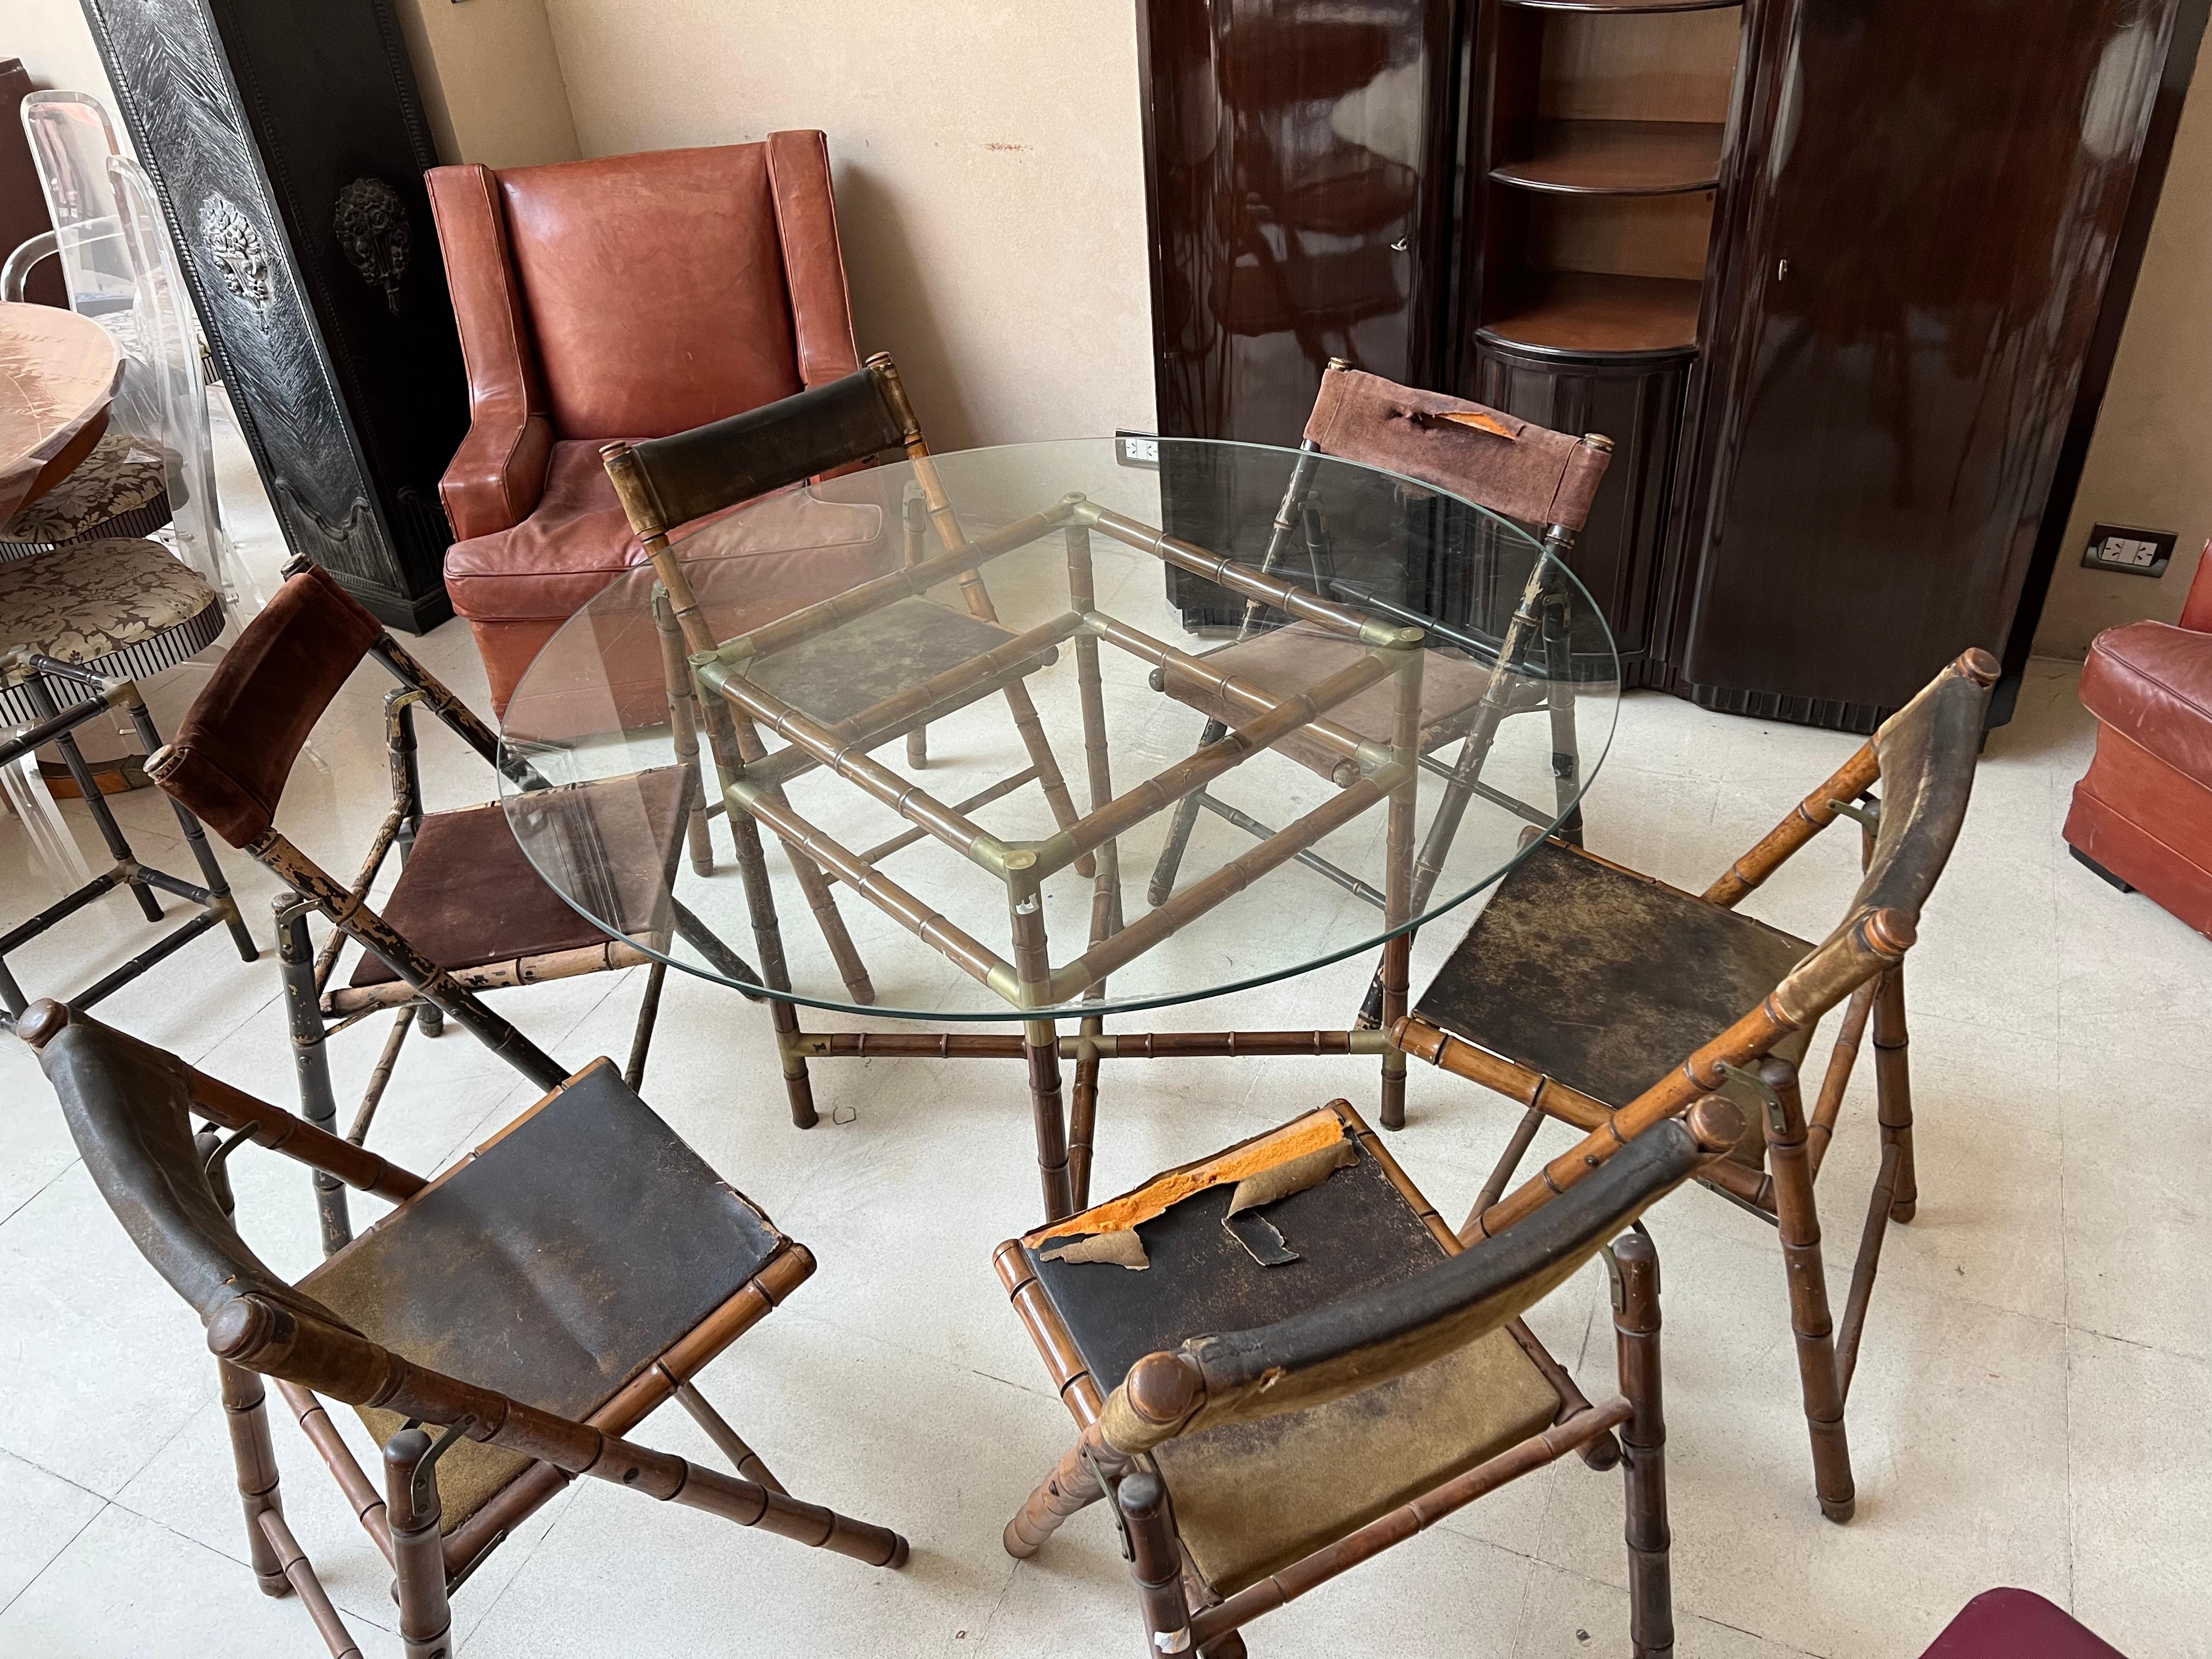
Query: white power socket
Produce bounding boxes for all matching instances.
[1114,431,1161,469]
[2082,523,2176,578]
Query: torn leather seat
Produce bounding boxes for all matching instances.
[1009,1105,1562,1595]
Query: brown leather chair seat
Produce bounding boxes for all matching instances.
[742,595,1059,730]
[1163,621,1509,778]
[347,768,689,989]
[1020,1122,1561,1595]
[298,1060,789,1528]
[1417,837,1815,1118]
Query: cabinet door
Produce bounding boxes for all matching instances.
[1472,341,1689,676]
[1142,0,1459,447]
[1675,0,2182,709]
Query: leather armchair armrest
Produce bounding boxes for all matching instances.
[2179,538,2212,634]
[765,131,863,388]
[439,413,554,542]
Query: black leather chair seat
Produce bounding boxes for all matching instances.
[300,1061,786,1527]
[1417,837,1816,1115]
[1022,1112,1562,1595]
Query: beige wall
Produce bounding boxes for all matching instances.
[9,0,120,114]
[2033,71,2212,658]
[393,0,580,170]
[536,0,1155,453]
[9,0,576,171]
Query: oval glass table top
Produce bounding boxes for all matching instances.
[498,437,1620,1020]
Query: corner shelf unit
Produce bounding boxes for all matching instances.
[1465,0,1745,674]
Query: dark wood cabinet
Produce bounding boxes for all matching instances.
[1136,0,2209,729]
[1675,0,2203,716]
[1470,337,1688,677]
[80,0,467,631]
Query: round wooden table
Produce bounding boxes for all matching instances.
[0,301,121,526]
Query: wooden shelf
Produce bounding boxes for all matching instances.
[1491,119,1723,195]
[1477,271,1702,357]
[1503,0,1741,11]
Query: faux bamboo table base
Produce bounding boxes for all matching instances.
[499,438,1622,1221]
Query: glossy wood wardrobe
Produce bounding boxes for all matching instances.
[1135,0,2208,729]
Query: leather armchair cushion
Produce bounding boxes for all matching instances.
[497,144,805,439]
[444,440,886,624]
[2078,618,2212,792]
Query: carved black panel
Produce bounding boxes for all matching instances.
[79,0,466,631]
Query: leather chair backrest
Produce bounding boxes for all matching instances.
[1851,650,1996,932]
[1304,362,1611,533]
[1111,1107,1730,1450]
[611,365,905,533]
[498,144,797,438]
[149,561,383,847]
[432,135,859,444]
[36,1010,349,1330]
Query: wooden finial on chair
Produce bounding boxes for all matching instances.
[1956,647,2001,687]
[14,998,70,1049]
[1685,1095,1747,1156]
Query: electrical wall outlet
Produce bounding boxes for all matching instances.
[2082,523,2177,577]
[1114,430,1161,469]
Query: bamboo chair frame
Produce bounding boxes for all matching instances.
[601,351,1092,1017]
[585,428,1499,1218]
[997,1093,1745,1658]
[1391,647,2000,1521]
[0,652,257,1019]
[1140,360,1613,1031]
[147,557,746,1257]
[21,999,907,1659]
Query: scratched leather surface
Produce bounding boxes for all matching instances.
[301,1064,783,1528]
[745,595,1056,730]
[1027,1136,1558,1593]
[1418,837,1815,1121]
[349,766,689,987]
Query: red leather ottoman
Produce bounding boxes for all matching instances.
[1918,1589,2129,1658]
[2064,540,2212,936]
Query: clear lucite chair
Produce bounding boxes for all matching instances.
[3,92,249,609]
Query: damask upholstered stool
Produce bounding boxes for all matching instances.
[0,430,171,556]
[0,535,224,707]
[0,537,244,1019]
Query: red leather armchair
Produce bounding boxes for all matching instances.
[2064,541,2212,936]
[428,133,879,714]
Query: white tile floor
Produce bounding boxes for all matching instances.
[2,420,2209,1658]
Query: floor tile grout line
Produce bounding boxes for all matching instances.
[447,1484,581,1646]
[0,1498,109,1623]
[0,1153,82,1232]
[2053,818,2078,1622]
